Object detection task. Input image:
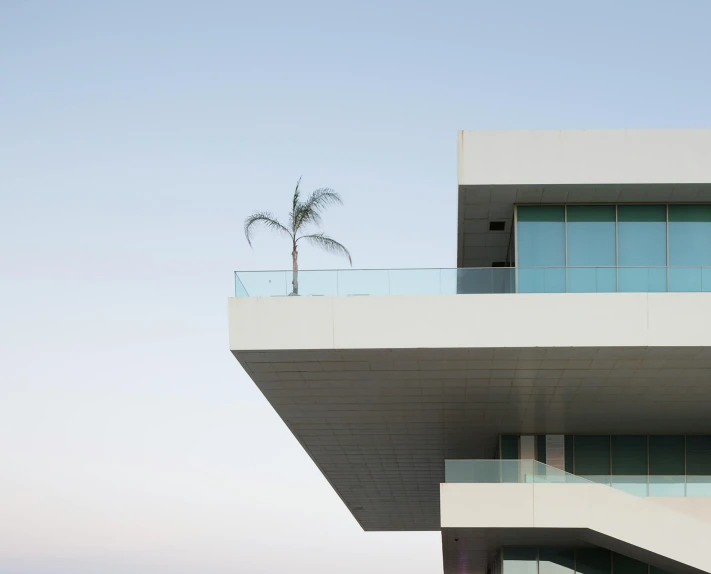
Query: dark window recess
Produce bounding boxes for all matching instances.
[492,261,508,267]
[489,221,506,231]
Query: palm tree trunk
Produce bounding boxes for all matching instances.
[291,247,299,295]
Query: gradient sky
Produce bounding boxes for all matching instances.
[2,1,711,573]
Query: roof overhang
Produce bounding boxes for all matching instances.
[456,129,711,267]
[230,292,711,531]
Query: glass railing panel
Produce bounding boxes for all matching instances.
[618,267,667,292]
[456,268,516,294]
[336,269,389,295]
[234,266,711,296]
[444,462,711,498]
[234,270,289,297]
[532,462,591,484]
[649,475,687,497]
[703,267,711,292]
[444,460,593,485]
[444,459,526,483]
[295,270,338,296]
[610,476,650,497]
[669,267,702,292]
[388,269,443,295]
[518,268,566,293]
[440,268,458,294]
[566,267,617,293]
[686,476,711,497]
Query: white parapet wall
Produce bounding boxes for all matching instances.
[458,129,711,186]
[229,292,711,351]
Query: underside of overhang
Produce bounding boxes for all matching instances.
[234,345,711,531]
[441,527,703,574]
[456,183,711,268]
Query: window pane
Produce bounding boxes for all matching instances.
[564,436,574,474]
[611,436,648,474]
[618,205,667,265]
[567,206,616,265]
[613,553,647,574]
[686,435,711,474]
[618,205,667,292]
[574,435,610,477]
[649,435,685,496]
[501,435,520,460]
[503,548,538,574]
[517,206,566,293]
[536,435,547,464]
[576,548,611,574]
[686,436,711,496]
[566,206,616,292]
[518,206,566,266]
[611,435,648,495]
[649,436,685,474]
[539,549,574,574]
[669,205,711,266]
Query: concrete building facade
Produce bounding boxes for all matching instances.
[231,130,711,574]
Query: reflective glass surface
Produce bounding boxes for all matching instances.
[503,549,669,574]
[503,548,538,574]
[539,549,575,574]
[566,206,616,292]
[517,206,565,292]
[618,205,667,292]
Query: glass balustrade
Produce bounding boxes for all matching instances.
[444,460,711,497]
[234,267,711,297]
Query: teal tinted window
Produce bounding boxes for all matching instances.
[618,205,667,292]
[503,548,538,574]
[566,206,616,292]
[611,435,648,495]
[539,549,574,574]
[576,549,611,574]
[536,435,547,464]
[649,436,685,474]
[501,435,520,459]
[517,206,565,293]
[564,436,574,473]
[649,435,685,496]
[611,436,648,474]
[686,436,711,474]
[669,205,711,292]
[612,553,648,574]
[574,435,610,476]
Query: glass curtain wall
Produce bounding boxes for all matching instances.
[566,206,616,292]
[517,206,566,292]
[502,548,671,574]
[515,204,711,293]
[501,434,711,496]
[617,205,667,292]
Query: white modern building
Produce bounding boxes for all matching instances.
[230,129,711,574]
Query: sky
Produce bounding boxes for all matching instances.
[1,1,711,573]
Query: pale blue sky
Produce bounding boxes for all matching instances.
[1,1,710,573]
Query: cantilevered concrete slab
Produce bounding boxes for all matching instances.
[457,129,711,267]
[230,293,711,531]
[441,482,711,574]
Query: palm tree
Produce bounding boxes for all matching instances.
[244,178,352,295]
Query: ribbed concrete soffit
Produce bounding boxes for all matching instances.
[235,346,711,532]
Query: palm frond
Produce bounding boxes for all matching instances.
[298,232,352,265]
[244,211,291,247]
[295,188,343,233]
[289,177,302,233]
